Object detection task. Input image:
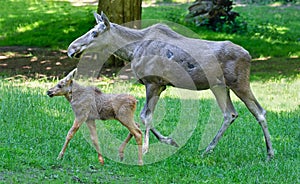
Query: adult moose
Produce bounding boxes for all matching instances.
[67,12,274,160]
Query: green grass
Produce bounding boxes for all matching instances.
[0,0,95,49]
[0,78,299,183]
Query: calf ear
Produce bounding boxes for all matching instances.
[100,11,111,29]
[65,68,77,82]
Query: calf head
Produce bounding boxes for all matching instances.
[47,68,77,97]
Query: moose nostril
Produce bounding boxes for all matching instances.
[47,91,53,97]
[67,48,77,58]
[68,51,74,58]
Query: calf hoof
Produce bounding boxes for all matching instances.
[119,152,124,162]
[98,154,104,165]
[138,160,143,166]
[57,152,64,160]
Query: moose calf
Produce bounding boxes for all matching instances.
[47,68,143,165]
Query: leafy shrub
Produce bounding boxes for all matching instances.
[186,0,248,33]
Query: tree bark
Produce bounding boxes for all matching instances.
[97,0,142,67]
[98,0,142,28]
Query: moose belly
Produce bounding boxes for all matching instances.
[132,40,225,90]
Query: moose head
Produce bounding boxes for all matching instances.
[67,12,110,58]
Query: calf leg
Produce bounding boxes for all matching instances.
[57,119,83,160]
[233,88,274,160]
[118,123,141,162]
[130,126,143,165]
[86,120,104,165]
[117,114,143,165]
[119,133,133,162]
[204,86,238,154]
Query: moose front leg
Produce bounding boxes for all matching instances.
[204,85,238,155]
[57,119,83,160]
[140,83,178,154]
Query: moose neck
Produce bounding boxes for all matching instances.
[109,24,148,61]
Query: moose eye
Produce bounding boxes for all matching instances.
[91,30,98,38]
[57,84,62,88]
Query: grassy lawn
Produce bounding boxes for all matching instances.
[0,0,299,183]
[0,0,95,49]
[0,78,299,183]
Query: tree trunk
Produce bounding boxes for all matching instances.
[98,0,142,28]
[97,0,142,67]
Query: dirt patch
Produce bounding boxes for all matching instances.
[1,46,299,81]
[0,46,78,79]
[0,46,129,80]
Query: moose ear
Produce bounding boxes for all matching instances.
[65,68,77,82]
[100,11,111,29]
[93,12,103,24]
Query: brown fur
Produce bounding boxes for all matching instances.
[47,69,143,165]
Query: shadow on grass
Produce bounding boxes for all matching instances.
[250,57,300,81]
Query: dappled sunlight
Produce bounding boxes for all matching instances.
[0,47,78,79]
[67,0,98,6]
[63,27,76,34]
[250,78,300,112]
[45,10,56,14]
[163,87,214,100]
[252,24,289,43]
[0,0,96,49]
[17,21,42,33]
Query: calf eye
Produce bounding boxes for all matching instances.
[57,84,62,88]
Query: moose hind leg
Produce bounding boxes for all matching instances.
[233,89,274,160]
[204,86,238,154]
[151,128,179,147]
[140,83,178,154]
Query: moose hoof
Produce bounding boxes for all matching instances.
[160,137,179,147]
[142,145,149,155]
[267,151,274,162]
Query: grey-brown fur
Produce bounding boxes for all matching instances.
[67,12,274,160]
[47,68,143,165]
